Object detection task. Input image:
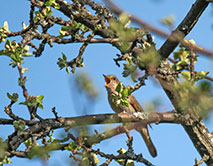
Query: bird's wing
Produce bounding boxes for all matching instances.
[128,94,144,112]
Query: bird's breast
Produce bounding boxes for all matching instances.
[107,94,135,113]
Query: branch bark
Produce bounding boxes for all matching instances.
[6,111,181,152]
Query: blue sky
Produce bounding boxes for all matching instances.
[0,0,212,165]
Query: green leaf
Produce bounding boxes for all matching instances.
[20,96,41,108]
[10,53,17,62]
[93,153,99,164]
[62,52,67,60]
[22,22,27,29]
[0,49,6,55]
[54,3,60,9]
[57,57,67,70]
[65,141,82,151]
[195,71,209,81]
[137,45,159,68]
[38,104,44,109]
[13,120,25,132]
[36,95,44,109]
[120,41,130,53]
[181,71,191,81]
[19,101,28,106]
[194,54,200,63]
[7,92,13,100]
[44,7,53,16]
[45,0,52,6]
[122,88,131,98]
[175,64,183,71]
[79,24,88,32]
[24,138,33,147]
[3,21,9,31]
[118,13,130,28]
[122,62,137,77]
[122,99,129,107]
[176,59,189,66]
[7,92,19,102]
[65,67,70,74]
[37,95,44,102]
[18,76,28,86]
[115,82,123,93]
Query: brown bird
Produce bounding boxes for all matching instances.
[103,74,157,157]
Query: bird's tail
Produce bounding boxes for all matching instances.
[136,127,157,157]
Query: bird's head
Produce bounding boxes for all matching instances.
[103,74,119,92]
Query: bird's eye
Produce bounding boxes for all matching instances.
[112,77,116,80]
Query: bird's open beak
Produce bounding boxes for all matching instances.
[103,74,110,87]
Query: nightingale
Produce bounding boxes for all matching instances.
[103,74,157,157]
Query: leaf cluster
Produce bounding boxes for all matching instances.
[173,45,199,71]
[20,95,44,109]
[59,20,90,37]
[13,120,26,132]
[44,0,60,9]
[109,13,144,53]
[0,21,10,43]
[176,81,213,119]
[0,40,32,67]
[7,92,19,102]
[111,82,131,107]
[34,7,53,22]
[57,52,84,74]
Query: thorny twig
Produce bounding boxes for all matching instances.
[127,71,149,93]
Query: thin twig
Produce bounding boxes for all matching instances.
[128,72,149,93]
[168,57,213,81]
[4,101,22,120]
[17,64,29,99]
[189,49,195,80]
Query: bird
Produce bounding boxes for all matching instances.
[103,74,157,157]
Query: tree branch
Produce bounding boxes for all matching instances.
[104,0,213,58]
[155,1,213,164]
[6,111,182,151]
[168,57,213,82]
[159,0,210,58]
